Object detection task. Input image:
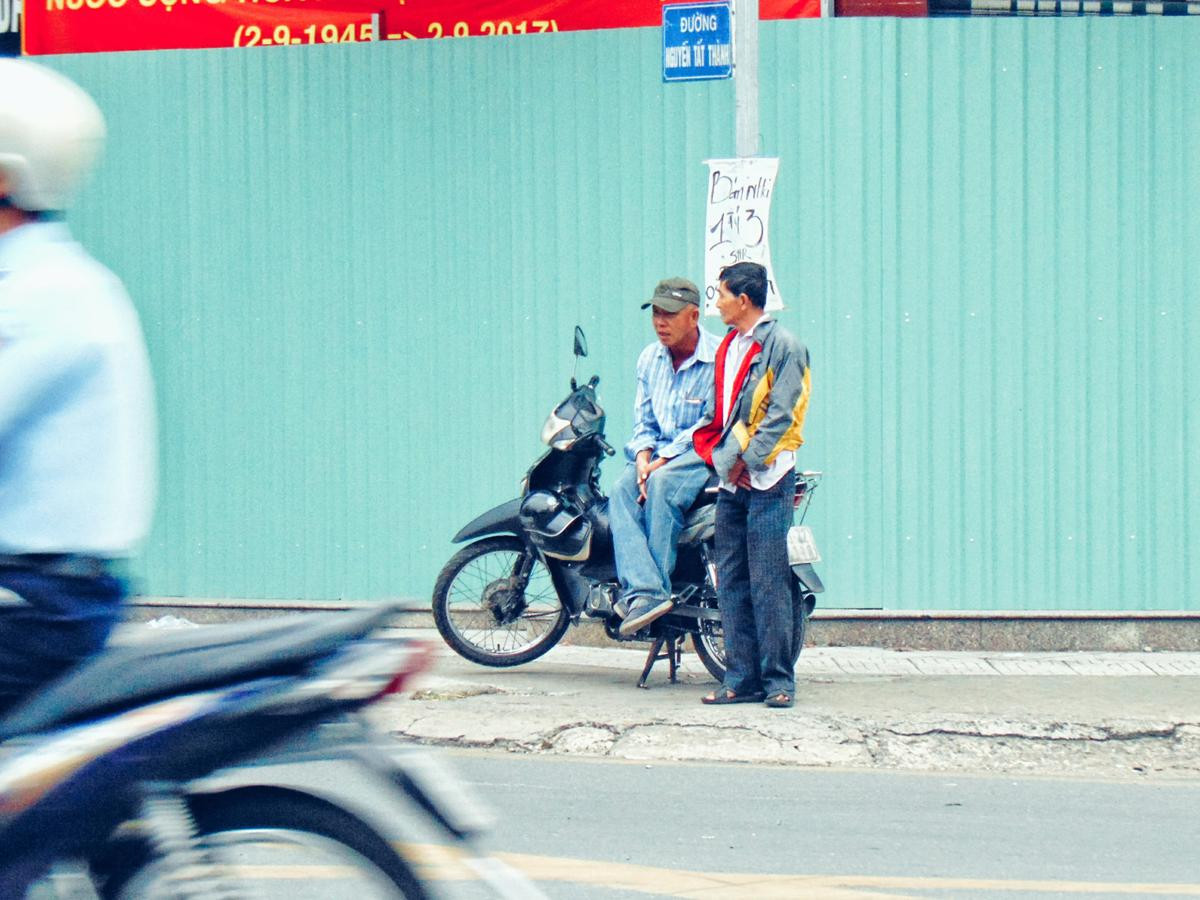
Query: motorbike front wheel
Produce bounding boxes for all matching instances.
[98,790,429,899]
[433,536,570,667]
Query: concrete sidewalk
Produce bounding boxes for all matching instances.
[791,646,1200,677]
[365,632,1200,780]
[122,616,1200,780]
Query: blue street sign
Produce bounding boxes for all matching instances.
[662,1,733,83]
[0,0,20,57]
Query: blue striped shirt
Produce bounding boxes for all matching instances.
[625,327,721,461]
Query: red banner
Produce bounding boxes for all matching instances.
[25,1,377,55]
[24,0,818,56]
[379,1,818,40]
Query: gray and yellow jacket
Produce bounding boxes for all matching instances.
[692,317,811,482]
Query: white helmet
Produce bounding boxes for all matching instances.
[0,60,106,212]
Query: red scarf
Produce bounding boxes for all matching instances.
[692,329,761,466]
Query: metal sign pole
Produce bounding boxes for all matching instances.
[734,0,759,157]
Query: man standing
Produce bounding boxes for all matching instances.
[692,262,810,708]
[0,61,157,715]
[610,278,720,637]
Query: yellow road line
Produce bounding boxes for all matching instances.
[402,843,1200,898]
[205,843,1200,898]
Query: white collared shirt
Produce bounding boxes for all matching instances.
[719,314,794,492]
[0,221,157,555]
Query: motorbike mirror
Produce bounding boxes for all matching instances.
[573,326,588,358]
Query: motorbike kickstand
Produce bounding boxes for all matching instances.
[637,634,684,689]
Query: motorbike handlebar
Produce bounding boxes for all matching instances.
[570,375,600,392]
[595,436,616,457]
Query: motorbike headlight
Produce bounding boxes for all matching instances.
[539,411,571,447]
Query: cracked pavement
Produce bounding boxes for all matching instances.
[373,638,1200,778]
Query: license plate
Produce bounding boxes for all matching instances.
[787,525,821,565]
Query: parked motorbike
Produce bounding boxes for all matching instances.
[0,605,542,899]
[433,327,824,687]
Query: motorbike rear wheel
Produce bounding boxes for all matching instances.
[433,536,570,667]
[690,594,727,683]
[97,790,429,899]
[690,583,811,684]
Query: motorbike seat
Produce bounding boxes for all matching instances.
[0,605,400,740]
[685,474,720,513]
[674,475,720,546]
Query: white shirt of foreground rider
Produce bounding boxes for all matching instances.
[0,221,157,556]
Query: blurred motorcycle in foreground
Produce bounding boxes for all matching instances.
[0,605,542,899]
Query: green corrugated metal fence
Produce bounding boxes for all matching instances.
[48,18,1199,609]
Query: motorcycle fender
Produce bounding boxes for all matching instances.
[186,721,494,841]
[791,563,824,595]
[453,499,524,543]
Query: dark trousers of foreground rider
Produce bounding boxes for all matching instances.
[713,470,796,701]
[0,558,125,717]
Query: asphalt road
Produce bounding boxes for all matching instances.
[103,751,1200,899]
[440,751,1200,899]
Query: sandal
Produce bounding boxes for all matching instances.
[765,692,794,708]
[701,690,766,705]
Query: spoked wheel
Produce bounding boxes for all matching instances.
[691,594,728,683]
[690,581,811,684]
[432,536,569,667]
[97,790,428,899]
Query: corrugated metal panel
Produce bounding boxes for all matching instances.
[760,18,1198,610]
[47,19,1198,609]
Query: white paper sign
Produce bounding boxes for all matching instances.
[703,157,782,314]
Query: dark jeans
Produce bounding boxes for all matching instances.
[715,470,796,698]
[0,566,126,718]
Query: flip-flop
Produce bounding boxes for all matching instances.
[765,692,794,708]
[701,690,766,705]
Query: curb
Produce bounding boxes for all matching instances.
[126,598,1200,652]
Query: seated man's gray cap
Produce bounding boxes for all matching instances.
[0,60,106,212]
[641,277,700,313]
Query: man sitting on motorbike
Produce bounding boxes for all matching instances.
[0,61,157,716]
[611,278,720,636]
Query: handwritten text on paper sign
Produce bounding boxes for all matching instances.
[704,157,782,314]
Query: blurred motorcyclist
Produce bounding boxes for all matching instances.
[0,60,156,715]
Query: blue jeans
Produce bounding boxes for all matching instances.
[609,449,711,605]
[715,470,796,698]
[0,566,126,717]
